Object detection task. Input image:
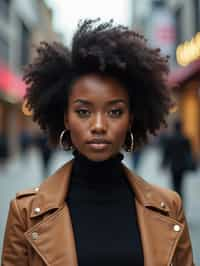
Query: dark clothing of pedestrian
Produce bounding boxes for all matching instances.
[19,131,32,155]
[161,130,194,201]
[0,133,9,163]
[34,134,53,177]
[132,150,142,170]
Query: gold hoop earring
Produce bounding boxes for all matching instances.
[59,129,73,151]
[124,130,134,152]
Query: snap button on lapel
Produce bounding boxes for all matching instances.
[32,232,39,240]
[160,201,165,208]
[173,224,180,232]
[34,187,39,192]
[34,207,41,214]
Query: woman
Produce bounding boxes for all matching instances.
[2,19,194,266]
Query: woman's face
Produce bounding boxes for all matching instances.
[65,74,133,161]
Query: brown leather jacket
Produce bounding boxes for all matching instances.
[2,160,195,266]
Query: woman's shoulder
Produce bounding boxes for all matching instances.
[16,186,40,198]
[5,186,41,232]
[124,165,183,219]
[148,180,182,208]
[10,186,40,214]
[135,173,183,218]
[9,160,73,217]
[15,186,40,201]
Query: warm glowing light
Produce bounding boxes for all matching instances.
[176,32,200,66]
[169,104,178,113]
[22,99,33,116]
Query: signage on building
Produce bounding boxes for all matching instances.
[0,61,25,101]
[148,4,176,64]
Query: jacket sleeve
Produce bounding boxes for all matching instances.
[1,199,29,266]
[173,193,195,266]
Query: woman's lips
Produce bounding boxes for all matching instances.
[87,143,110,150]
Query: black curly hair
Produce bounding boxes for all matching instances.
[23,18,172,149]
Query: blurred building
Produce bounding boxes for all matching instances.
[168,0,199,44]
[168,58,200,159]
[0,0,61,156]
[129,0,151,32]
[131,1,177,66]
[167,0,200,159]
[132,0,200,158]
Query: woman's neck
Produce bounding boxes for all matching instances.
[71,149,125,186]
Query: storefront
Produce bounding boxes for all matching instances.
[168,59,200,158]
[0,60,26,155]
[0,60,25,101]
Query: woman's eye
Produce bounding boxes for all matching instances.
[109,109,123,117]
[75,109,90,117]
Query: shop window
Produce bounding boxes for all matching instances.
[20,21,30,67]
[194,0,200,32]
[0,36,9,63]
[0,0,11,20]
[175,6,183,46]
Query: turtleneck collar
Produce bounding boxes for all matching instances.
[67,150,134,202]
[71,149,125,187]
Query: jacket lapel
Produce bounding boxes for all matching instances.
[136,200,183,266]
[24,160,78,266]
[25,205,78,266]
[24,159,184,266]
[124,166,184,266]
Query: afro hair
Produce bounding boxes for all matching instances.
[23,18,172,149]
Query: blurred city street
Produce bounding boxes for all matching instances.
[0,146,200,264]
[1,0,200,265]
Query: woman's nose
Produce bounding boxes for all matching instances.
[90,113,107,134]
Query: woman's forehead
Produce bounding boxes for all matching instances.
[69,73,129,100]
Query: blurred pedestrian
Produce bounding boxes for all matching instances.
[0,131,9,169]
[161,120,196,201]
[132,149,143,170]
[19,129,32,157]
[34,132,53,177]
[2,19,194,265]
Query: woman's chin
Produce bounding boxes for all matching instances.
[82,150,115,162]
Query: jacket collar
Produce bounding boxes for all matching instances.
[31,159,169,218]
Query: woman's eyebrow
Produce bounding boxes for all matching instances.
[73,99,126,105]
[73,99,91,105]
[107,99,127,105]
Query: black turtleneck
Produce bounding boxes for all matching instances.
[66,150,144,266]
